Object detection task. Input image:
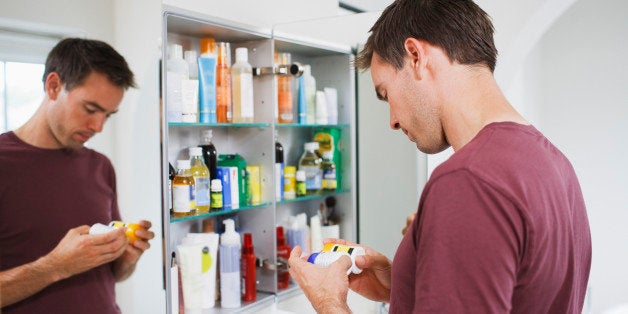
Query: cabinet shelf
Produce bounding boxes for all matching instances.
[275,123,349,129]
[277,189,349,205]
[170,202,272,223]
[168,122,271,128]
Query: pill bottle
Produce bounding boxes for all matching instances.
[89,221,143,244]
[307,246,365,275]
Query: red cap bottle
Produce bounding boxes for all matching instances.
[241,233,257,301]
[276,226,292,289]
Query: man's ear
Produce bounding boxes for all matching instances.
[44,72,63,100]
[403,38,428,80]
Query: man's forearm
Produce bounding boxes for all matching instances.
[0,256,63,307]
[111,255,137,282]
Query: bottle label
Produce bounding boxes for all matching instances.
[302,165,322,190]
[240,75,254,118]
[173,184,194,213]
[275,163,284,201]
[194,177,210,207]
[211,191,223,209]
[322,169,337,190]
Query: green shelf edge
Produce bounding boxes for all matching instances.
[170,202,272,223]
[277,189,350,204]
[168,122,271,128]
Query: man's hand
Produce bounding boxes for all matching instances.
[1,225,128,307]
[325,238,392,303]
[43,225,128,280]
[288,245,353,314]
[112,220,155,281]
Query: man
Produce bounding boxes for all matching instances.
[288,0,591,313]
[0,38,155,313]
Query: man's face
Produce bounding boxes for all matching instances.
[370,52,448,154]
[46,72,123,150]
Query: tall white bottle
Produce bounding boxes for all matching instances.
[219,219,241,308]
[231,47,254,123]
[166,44,189,122]
[302,65,317,124]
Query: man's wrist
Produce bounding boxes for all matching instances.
[314,299,352,314]
[32,255,66,283]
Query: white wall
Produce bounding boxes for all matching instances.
[521,0,628,312]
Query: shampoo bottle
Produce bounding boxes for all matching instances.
[231,47,254,123]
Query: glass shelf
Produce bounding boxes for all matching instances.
[168,122,271,128]
[275,123,349,129]
[170,202,271,223]
[277,189,349,205]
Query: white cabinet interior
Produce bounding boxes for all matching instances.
[161,8,357,312]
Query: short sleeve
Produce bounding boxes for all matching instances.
[412,170,524,313]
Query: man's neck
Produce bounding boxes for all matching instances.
[14,103,61,149]
[439,67,528,152]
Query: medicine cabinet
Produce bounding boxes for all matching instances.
[161,7,357,312]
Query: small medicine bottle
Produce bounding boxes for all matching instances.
[89,221,143,244]
[296,170,306,197]
[210,179,223,210]
[321,151,337,191]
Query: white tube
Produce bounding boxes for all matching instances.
[176,244,204,314]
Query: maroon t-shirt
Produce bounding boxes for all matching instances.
[0,131,122,313]
[391,122,591,313]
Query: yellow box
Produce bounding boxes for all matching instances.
[246,166,261,205]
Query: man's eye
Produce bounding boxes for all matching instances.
[85,107,96,114]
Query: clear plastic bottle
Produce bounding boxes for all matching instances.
[321,150,337,191]
[302,65,317,124]
[189,147,210,213]
[231,47,254,123]
[298,142,322,195]
[166,44,189,122]
[172,160,195,217]
[216,42,232,123]
[276,52,293,123]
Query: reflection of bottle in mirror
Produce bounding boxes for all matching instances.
[275,131,284,201]
[232,47,254,123]
[169,162,175,212]
[277,52,293,123]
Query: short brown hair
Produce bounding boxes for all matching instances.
[355,0,498,72]
[43,38,136,91]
